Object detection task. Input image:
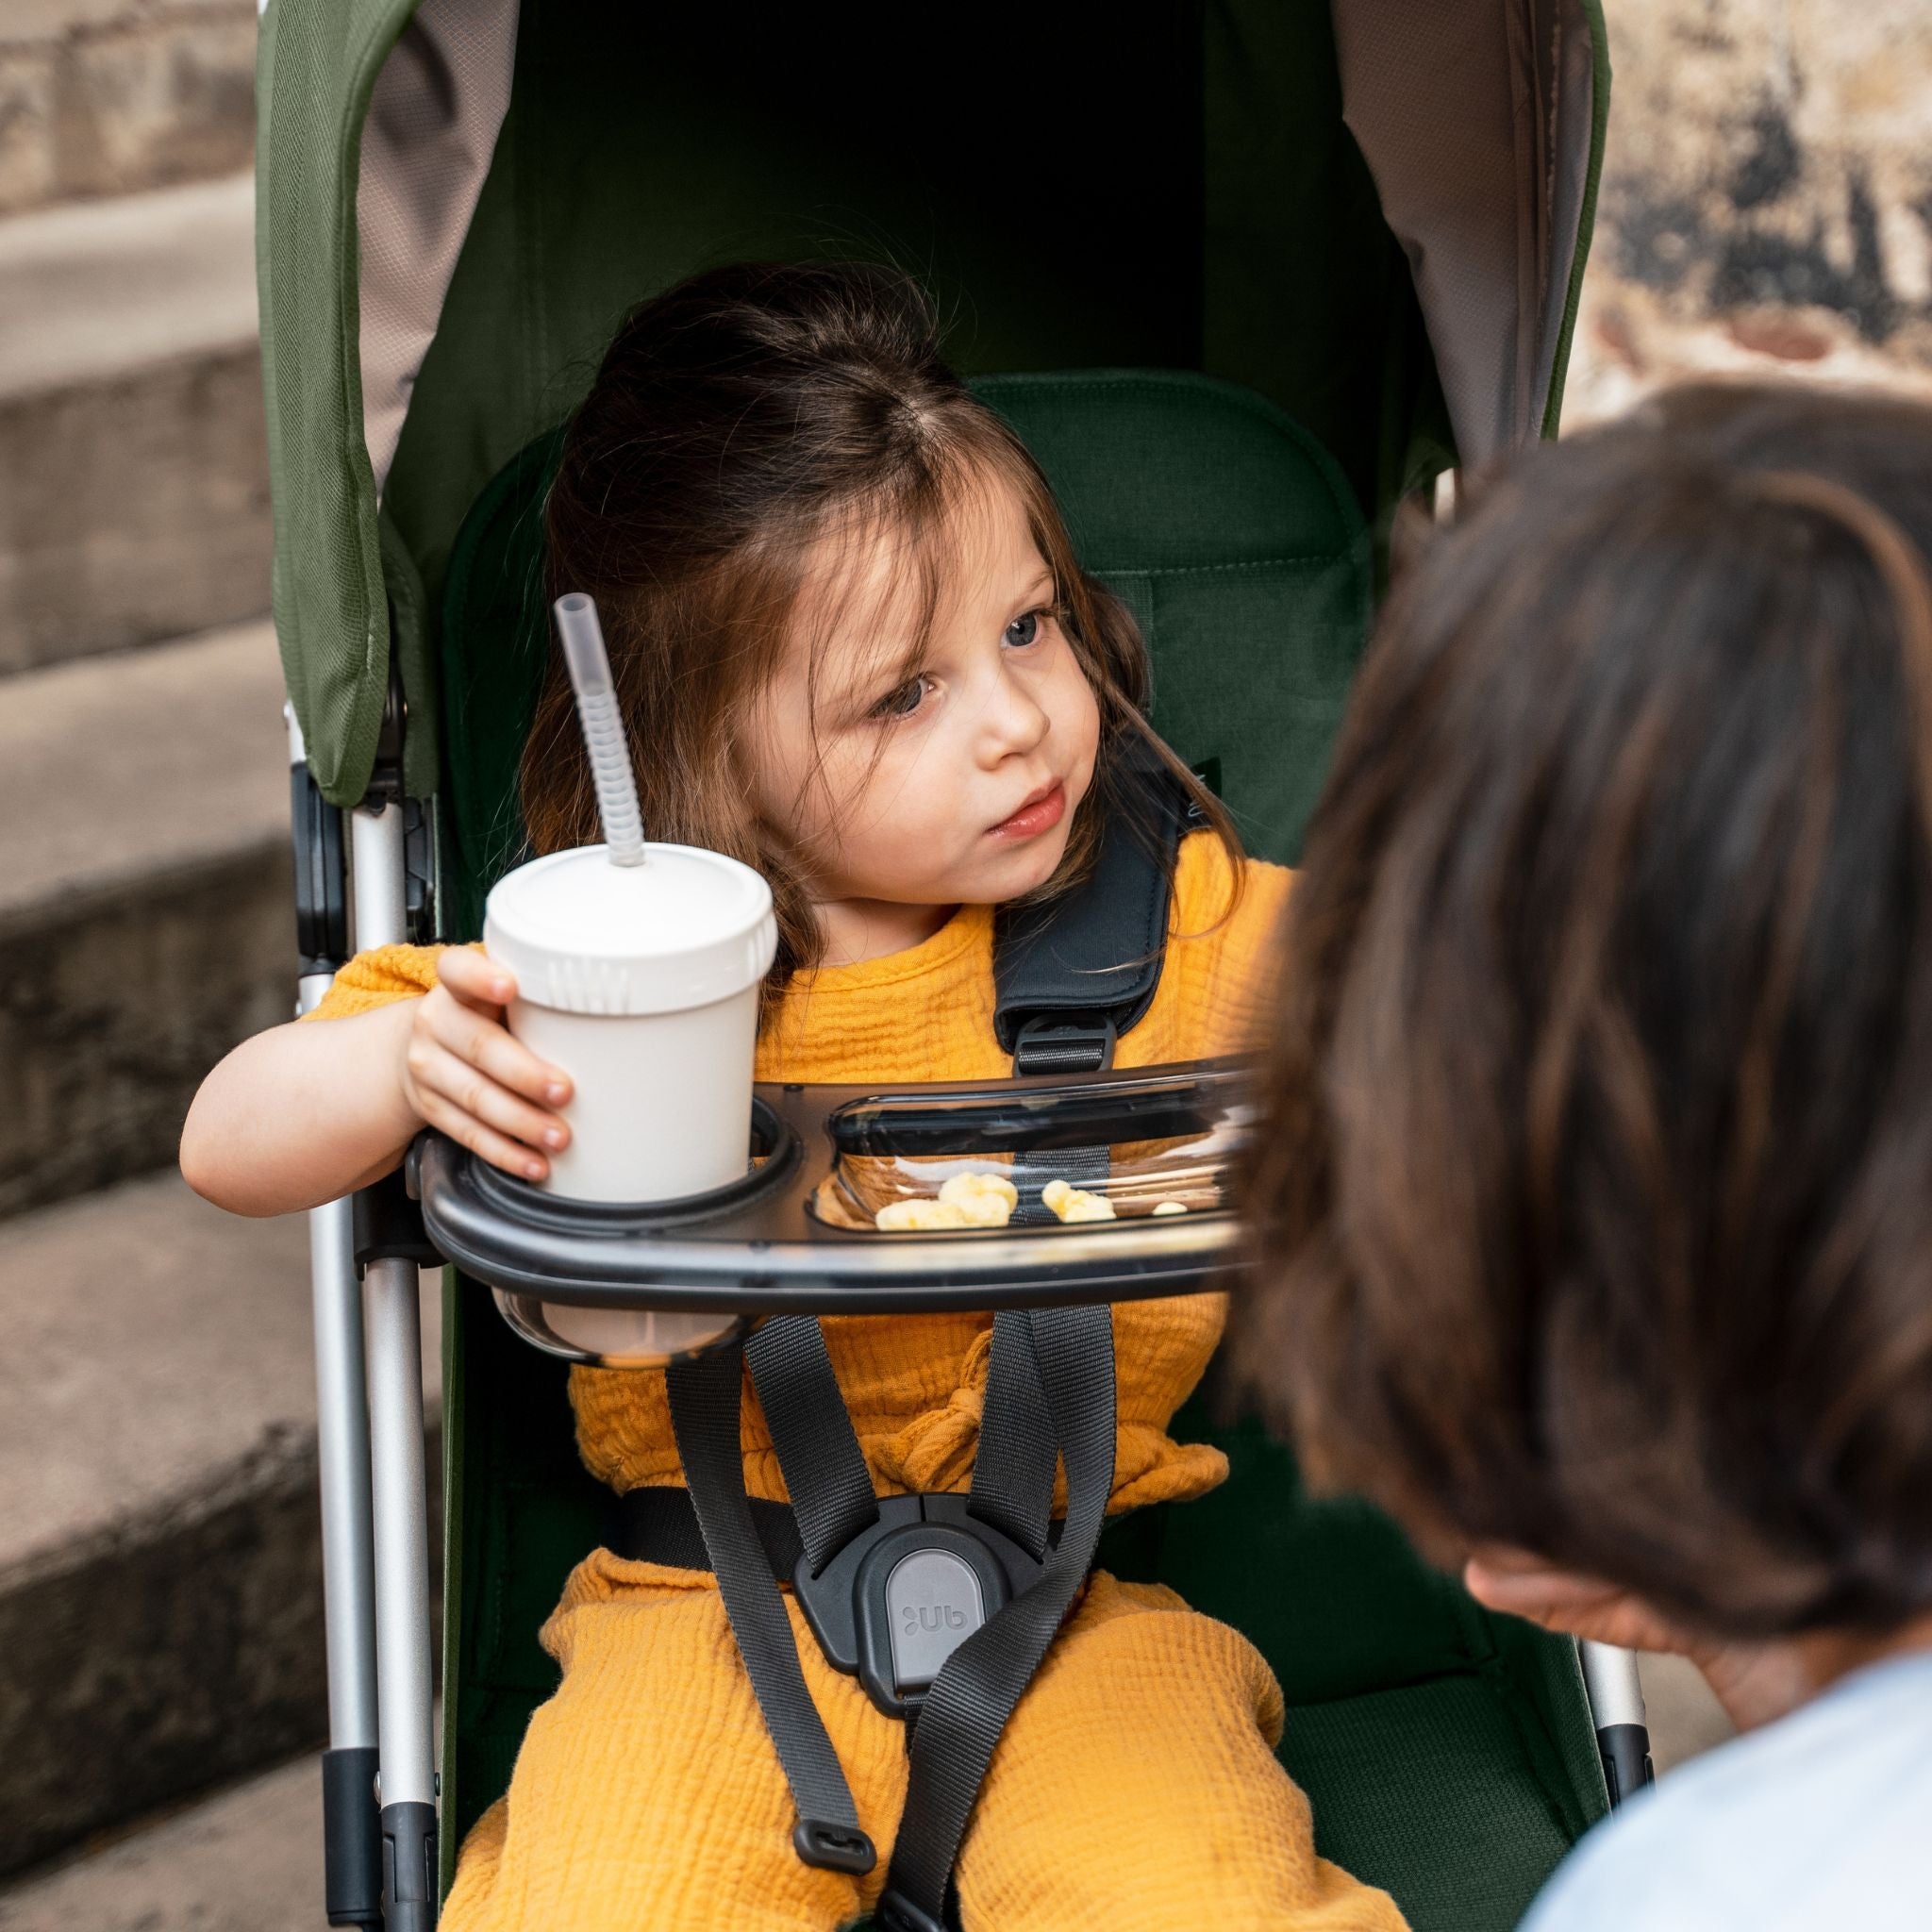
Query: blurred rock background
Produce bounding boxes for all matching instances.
[0,1,1924,1923]
[1566,0,1932,422]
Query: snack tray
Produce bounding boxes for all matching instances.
[411,1056,1256,1315]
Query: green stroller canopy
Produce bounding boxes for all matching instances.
[258,0,1607,809]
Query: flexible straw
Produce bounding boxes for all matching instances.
[553,592,646,867]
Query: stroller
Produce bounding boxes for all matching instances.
[257,4,1632,1928]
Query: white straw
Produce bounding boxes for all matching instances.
[553,592,646,868]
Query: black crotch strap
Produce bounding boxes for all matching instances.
[964,1310,1056,1562]
[745,1315,880,1576]
[664,1341,875,1876]
[874,1304,1118,1932]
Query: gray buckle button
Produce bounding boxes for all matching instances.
[884,1548,985,1693]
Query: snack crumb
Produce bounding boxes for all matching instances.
[875,1197,974,1231]
[1152,1200,1190,1217]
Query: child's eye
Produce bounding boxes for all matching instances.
[872,674,932,721]
[1003,608,1049,650]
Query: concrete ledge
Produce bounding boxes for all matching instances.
[0,343,270,674]
[0,175,268,671]
[0,1174,441,1878]
[0,4,257,218]
[0,1750,322,1932]
[0,622,293,1217]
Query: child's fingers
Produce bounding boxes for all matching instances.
[423,988,573,1107]
[438,944,519,1009]
[408,1040,571,1162]
[416,1084,553,1182]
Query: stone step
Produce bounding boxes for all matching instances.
[0,1168,441,1881]
[0,617,293,1219]
[0,3,257,219]
[0,170,269,675]
[0,1751,322,1932]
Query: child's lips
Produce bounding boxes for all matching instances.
[989,782,1066,840]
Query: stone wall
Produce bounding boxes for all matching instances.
[0,1,257,215]
[1568,0,1932,423]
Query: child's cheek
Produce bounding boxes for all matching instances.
[1060,663,1103,807]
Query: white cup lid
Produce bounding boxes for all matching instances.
[483,843,778,1016]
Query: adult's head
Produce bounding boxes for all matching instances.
[1239,382,1932,1641]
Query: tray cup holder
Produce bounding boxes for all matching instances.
[489,1098,799,1368]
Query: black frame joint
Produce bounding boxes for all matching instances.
[355,1167,441,1271]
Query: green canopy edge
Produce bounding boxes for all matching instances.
[1541,1,1611,440]
[256,0,419,805]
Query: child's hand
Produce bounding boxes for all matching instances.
[401,948,575,1181]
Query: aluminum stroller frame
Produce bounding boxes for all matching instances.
[289,721,1650,1931]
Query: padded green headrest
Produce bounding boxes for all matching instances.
[439,370,1371,936]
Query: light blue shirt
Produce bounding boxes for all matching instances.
[1522,1651,1932,1932]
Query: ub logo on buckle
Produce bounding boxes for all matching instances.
[886,1547,985,1692]
[789,1493,1045,1718]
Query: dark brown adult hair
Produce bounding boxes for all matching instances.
[1238,382,1932,1639]
[523,260,1233,998]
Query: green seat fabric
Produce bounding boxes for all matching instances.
[436,372,1607,1926]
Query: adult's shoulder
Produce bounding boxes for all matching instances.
[1522,1657,1932,1932]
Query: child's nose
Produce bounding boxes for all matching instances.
[978,665,1051,760]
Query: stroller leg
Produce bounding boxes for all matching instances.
[307,1133,383,1927]
[291,707,386,1926]
[1579,1641,1655,1807]
[350,793,440,1926]
[366,1252,440,1930]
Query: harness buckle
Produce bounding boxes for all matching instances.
[792,1817,876,1875]
[791,1494,1045,1719]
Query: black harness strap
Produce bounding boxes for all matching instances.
[745,1315,879,1575]
[964,1310,1057,1562]
[874,1304,1119,1932]
[665,1342,875,1876]
[992,754,1191,1083]
[608,1485,802,1577]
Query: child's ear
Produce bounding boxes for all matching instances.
[1462,1546,1687,1657]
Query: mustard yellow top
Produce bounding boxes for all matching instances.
[311,830,1290,1513]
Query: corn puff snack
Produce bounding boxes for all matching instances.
[1041,1178,1117,1223]
[938,1172,1019,1227]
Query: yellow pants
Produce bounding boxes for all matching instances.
[443,1550,1407,1931]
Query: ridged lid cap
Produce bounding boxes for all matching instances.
[483,844,777,1016]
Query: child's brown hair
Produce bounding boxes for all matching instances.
[522,260,1234,996]
[1238,383,1932,1640]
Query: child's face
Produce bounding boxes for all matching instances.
[745,472,1101,915]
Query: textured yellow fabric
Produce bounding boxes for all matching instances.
[308,833,1285,1514]
[441,1557,1405,1931]
[311,834,1407,1928]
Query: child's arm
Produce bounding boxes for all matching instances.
[179,947,574,1218]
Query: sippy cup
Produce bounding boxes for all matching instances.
[479,594,777,1361]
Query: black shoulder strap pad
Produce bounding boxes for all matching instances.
[991,751,1196,1074]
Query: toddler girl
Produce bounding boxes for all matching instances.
[183,263,1404,1931]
